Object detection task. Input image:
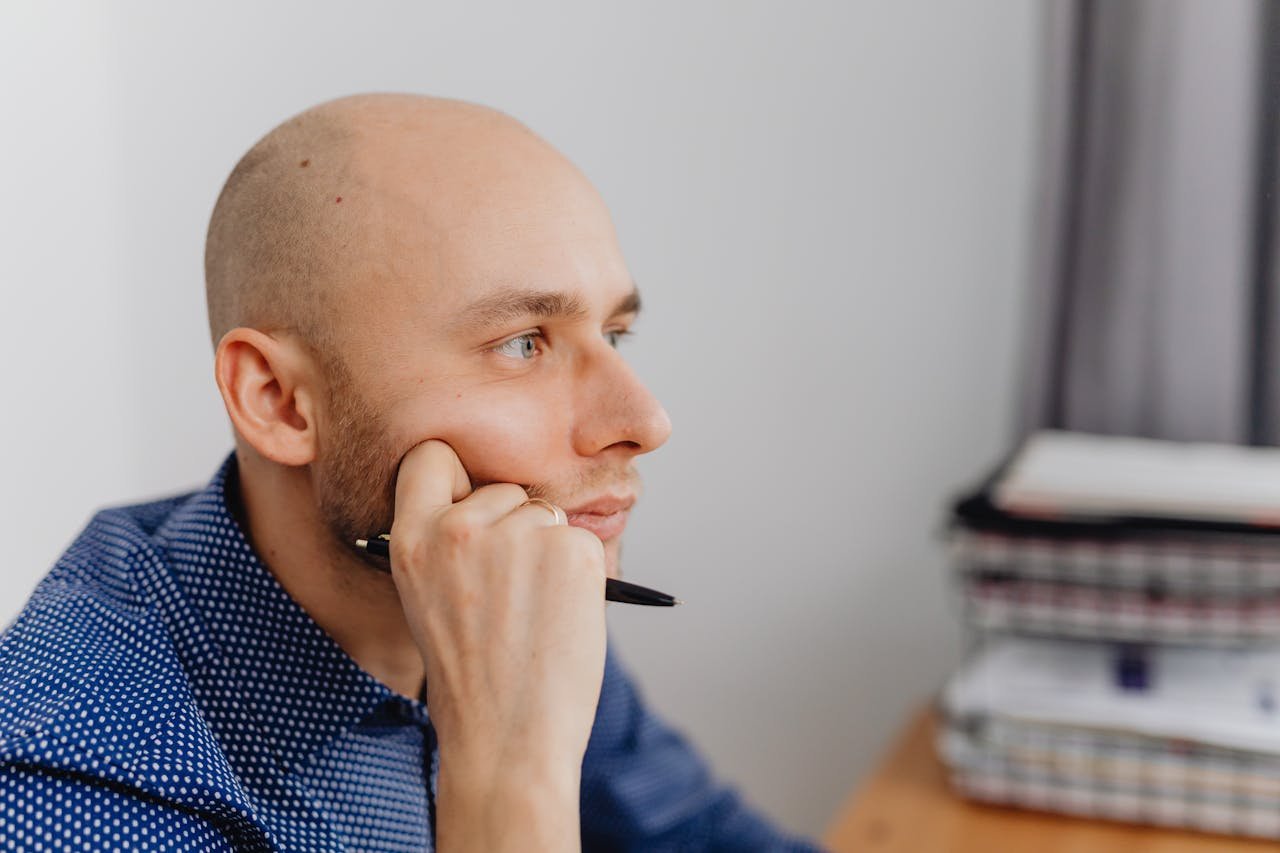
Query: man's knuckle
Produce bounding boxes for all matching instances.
[548,527,604,563]
[436,510,476,545]
[389,536,426,572]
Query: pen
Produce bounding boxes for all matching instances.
[355,534,682,606]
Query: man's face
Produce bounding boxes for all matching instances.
[309,128,672,579]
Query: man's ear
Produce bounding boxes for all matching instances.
[214,328,320,467]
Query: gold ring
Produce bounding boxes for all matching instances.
[521,498,567,526]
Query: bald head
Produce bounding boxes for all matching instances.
[207,93,656,575]
[203,93,576,367]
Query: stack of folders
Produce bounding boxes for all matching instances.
[939,431,1280,838]
[941,638,1280,839]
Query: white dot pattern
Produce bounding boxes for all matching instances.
[0,454,824,851]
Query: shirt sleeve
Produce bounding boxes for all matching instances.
[579,644,828,853]
[0,762,239,852]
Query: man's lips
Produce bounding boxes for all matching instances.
[562,496,635,540]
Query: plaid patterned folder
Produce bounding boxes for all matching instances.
[950,529,1280,645]
[939,714,1280,839]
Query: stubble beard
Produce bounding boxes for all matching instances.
[314,361,401,571]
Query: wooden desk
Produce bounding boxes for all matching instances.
[823,708,1278,852]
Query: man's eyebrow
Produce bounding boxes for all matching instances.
[613,287,642,317]
[453,285,642,335]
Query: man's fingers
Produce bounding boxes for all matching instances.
[504,500,568,531]
[393,440,473,528]
[448,482,530,526]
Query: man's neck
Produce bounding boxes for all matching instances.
[228,448,426,699]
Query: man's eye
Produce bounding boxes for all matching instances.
[605,329,633,348]
[493,332,541,360]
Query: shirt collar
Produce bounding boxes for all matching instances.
[147,452,429,773]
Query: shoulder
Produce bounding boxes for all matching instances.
[0,762,238,851]
[0,495,196,758]
[0,482,273,843]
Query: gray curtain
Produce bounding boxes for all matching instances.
[1021,0,1280,444]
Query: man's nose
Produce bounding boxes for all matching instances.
[571,345,672,458]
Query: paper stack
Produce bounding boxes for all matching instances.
[939,431,1280,838]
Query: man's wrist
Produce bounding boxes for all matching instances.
[436,748,583,853]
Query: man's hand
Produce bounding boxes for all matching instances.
[389,439,608,853]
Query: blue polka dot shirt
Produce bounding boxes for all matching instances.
[0,454,825,851]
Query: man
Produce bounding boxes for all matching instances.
[0,94,823,851]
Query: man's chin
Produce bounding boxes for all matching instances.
[605,539,623,580]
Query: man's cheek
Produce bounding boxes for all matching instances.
[407,392,568,488]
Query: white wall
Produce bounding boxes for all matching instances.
[0,0,1038,837]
